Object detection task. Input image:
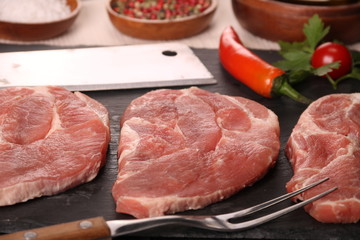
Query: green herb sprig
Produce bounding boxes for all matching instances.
[274,14,360,89]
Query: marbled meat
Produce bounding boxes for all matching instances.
[112,87,280,218]
[286,93,360,223]
[0,86,110,206]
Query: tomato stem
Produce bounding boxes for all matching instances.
[325,74,338,89]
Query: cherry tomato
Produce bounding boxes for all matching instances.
[311,42,352,79]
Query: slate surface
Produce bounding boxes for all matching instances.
[0,44,359,240]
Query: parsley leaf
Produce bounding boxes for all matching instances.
[274,14,328,71]
[331,52,360,88]
[352,51,360,67]
[275,50,312,71]
[303,14,330,51]
[313,61,340,76]
[278,41,307,55]
[348,67,360,80]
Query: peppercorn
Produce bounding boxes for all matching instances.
[111,0,212,20]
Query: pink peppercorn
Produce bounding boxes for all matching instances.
[111,0,212,20]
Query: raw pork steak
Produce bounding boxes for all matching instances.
[0,86,110,206]
[286,93,360,223]
[112,87,280,218]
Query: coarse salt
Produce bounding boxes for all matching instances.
[0,0,72,23]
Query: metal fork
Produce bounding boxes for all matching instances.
[0,178,336,240]
[108,177,337,238]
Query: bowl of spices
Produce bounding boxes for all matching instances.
[231,0,360,44]
[0,0,81,41]
[107,0,217,40]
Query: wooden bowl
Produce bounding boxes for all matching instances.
[107,0,218,40]
[0,0,80,41]
[232,0,360,44]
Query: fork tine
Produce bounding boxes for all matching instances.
[218,177,330,220]
[227,186,337,231]
[107,178,335,237]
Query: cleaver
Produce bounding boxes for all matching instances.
[0,43,216,91]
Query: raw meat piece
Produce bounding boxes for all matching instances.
[0,86,110,206]
[112,87,280,218]
[286,93,360,223]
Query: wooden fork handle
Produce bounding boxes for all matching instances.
[0,217,111,240]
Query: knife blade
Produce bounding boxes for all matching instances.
[0,43,216,91]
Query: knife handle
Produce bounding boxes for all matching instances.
[0,217,111,240]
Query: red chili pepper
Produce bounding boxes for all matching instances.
[219,26,312,104]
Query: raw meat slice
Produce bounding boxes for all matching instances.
[112,87,280,218]
[0,86,110,206]
[286,93,360,223]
